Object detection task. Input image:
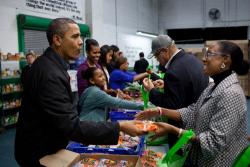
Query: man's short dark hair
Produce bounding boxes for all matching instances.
[139,52,144,57]
[46,18,76,46]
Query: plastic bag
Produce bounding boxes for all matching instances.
[233,145,250,167]
[157,130,195,167]
[141,85,149,109]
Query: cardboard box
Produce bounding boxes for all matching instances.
[39,149,140,167]
[238,74,249,97]
[39,149,81,167]
[184,47,203,61]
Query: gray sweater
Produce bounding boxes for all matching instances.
[79,86,144,122]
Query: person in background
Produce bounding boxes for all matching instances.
[107,45,120,73]
[99,45,113,90]
[77,38,101,96]
[98,45,131,99]
[134,52,149,74]
[79,67,144,122]
[109,56,150,90]
[143,35,208,148]
[20,52,36,84]
[118,51,123,57]
[136,41,249,167]
[15,18,146,167]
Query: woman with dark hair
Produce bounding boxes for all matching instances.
[136,41,249,167]
[107,45,120,73]
[77,38,101,96]
[79,67,144,122]
[109,56,151,90]
[99,45,113,90]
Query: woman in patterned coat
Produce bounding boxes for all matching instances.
[135,41,249,167]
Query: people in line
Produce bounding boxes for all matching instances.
[15,18,146,167]
[79,67,144,122]
[136,41,250,167]
[77,38,101,96]
[21,52,36,84]
[134,52,149,74]
[109,56,150,90]
[143,35,208,148]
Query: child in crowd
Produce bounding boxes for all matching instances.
[78,67,144,122]
[109,56,150,90]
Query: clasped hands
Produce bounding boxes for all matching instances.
[119,108,181,141]
[143,78,164,91]
[134,108,179,141]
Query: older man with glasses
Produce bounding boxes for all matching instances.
[142,35,209,148]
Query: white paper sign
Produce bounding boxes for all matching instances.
[22,0,84,22]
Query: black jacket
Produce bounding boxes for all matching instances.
[149,50,208,148]
[134,58,149,74]
[149,50,208,109]
[15,47,120,166]
[20,65,31,85]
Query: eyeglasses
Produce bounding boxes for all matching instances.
[202,47,227,59]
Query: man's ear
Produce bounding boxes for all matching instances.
[53,34,62,47]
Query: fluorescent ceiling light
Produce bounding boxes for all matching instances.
[136,31,157,38]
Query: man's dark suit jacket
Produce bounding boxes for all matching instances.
[134,58,149,74]
[20,65,31,85]
[149,50,208,147]
[15,47,120,166]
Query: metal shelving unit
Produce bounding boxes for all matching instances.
[0,60,25,127]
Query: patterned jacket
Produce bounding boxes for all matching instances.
[179,73,248,167]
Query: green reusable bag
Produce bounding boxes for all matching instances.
[141,85,149,109]
[232,145,250,167]
[146,132,168,146]
[141,65,153,109]
[147,116,169,146]
[157,130,195,167]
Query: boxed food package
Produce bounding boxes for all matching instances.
[80,153,140,167]
[39,149,140,167]
[66,135,144,155]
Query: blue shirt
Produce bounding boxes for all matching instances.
[109,69,136,90]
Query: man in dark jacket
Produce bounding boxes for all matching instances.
[15,18,145,167]
[143,35,208,148]
[20,52,36,84]
[134,52,149,74]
